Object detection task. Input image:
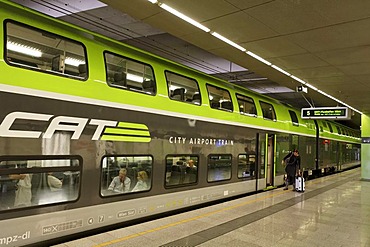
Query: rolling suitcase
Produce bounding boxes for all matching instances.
[295,176,305,192]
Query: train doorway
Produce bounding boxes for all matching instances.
[257,133,275,189]
[266,134,275,186]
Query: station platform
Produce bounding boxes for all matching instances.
[53,167,369,247]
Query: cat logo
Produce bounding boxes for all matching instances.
[0,111,151,142]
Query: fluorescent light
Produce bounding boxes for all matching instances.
[211,32,246,52]
[159,3,210,33]
[305,83,318,91]
[271,65,291,76]
[127,73,143,83]
[290,75,307,85]
[65,57,85,67]
[7,41,42,57]
[147,0,158,3]
[245,51,271,66]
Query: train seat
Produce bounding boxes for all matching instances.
[113,72,127,87]
[211,101,220,109]
[221,101,233,111]
[192,93,201,104]
[78,64,87,78]
[172,88,185,101]
[142,79,155,94]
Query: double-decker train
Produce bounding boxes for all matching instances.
[0,1,361,246]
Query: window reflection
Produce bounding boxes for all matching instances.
[0,157,80,211]
[207,154,232,182]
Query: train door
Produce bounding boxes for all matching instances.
[266,134,275,187]
[256,133,275,189]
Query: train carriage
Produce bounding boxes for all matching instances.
[0,1,361,246]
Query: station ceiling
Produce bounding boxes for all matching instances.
[11,0,368,129]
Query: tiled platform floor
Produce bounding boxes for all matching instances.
[54,168,369,247]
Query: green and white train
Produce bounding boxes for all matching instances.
[0,1,361,246]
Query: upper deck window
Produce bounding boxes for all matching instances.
[236,94,256,116]
[288,110,299,126]
[105,52,156,95]
[206,84,233,111]
[259,101,276,121]
[5,21,87,79]
[327,122,333,133]
[165,71,200,105]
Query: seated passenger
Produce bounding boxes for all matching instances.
[186,159,197,174]
[47,173,63,192]
[132,171,149,192]
[108,168,131,193]
[9,174,32,207]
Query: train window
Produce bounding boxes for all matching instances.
[336,126,342,135]
[288,110,299,126]
[206,84,233,112]
[0,156,81,211]
[238,153,256,179]
[327,122,333,133]
[165,71,201,104]
[259,101,276,121]
[165,155,198,187]
[104,52,156,95]
[236,94,257,116]
[5,21,87,79]
[100,155,152,196]
[207,154,232,182]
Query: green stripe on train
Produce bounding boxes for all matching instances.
[117,122,149,130]
[100,135,151,142]
[104,127,150,137]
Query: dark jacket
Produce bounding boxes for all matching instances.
[283,152,300,177]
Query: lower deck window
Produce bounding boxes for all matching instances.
[101,155,152,196]
[237,153,256,179]
[0,156,81,211]
[165,155,198,187]
[207,154,232,182]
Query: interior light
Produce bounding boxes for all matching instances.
[159,3,210,33]
[246,51,271,66]
[65,57,85,67]
[290,75,307,85]
[211,32,246,52]
[147,0,158,3]
[127,73,144,83]
[7,41,42,57]
[271,65,291,76]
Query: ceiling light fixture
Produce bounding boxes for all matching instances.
[305,83,318,91]
[158,3,210,33]
[147,0,363,115]
[271,65,291,76]
[65,57,85,67]
[246,51,272,66]
[290,75,306,85]
[211,32,246,52]
[127,73,144,83]
[7,41,42,57]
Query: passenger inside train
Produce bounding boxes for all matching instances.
[108,168,131,193]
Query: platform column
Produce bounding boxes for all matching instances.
[361,114,370,180]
